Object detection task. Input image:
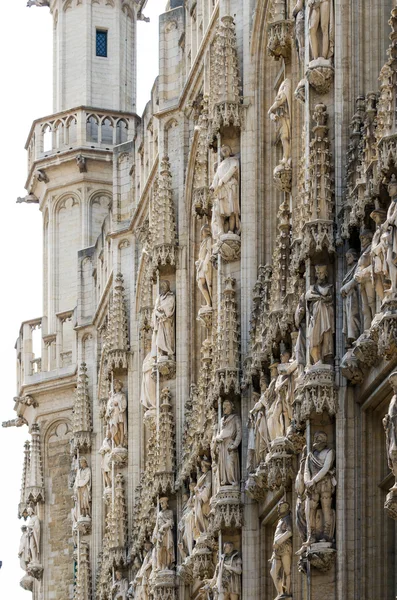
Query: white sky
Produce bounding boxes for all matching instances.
[0,1,166,595]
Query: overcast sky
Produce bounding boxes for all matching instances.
[0,1,166,595]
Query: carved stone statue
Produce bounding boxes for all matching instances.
[194,457,212,536]
[304,431,336,546]
[250,374,272,464]
[308,0,334,61]
[152,497,175,571]
[370,207,388,302]
[295,448,307,544]
[382,177,397,295]
[18,525,30,571]
[210,146,240,240]
[26,506,41,565]
[73,457,91,519]
[99,434,112,489]
[341,248,361,347]
[112,571,129,600]
[215,400,242,487]
[268,79,292,166]
[293,0,305,62]
[196,224,213,307]
[294,292,307,375]
[106,380,127,448]
[178,482,196,560]
[204,542,242,600]
[151,281,176,359]
[270,501,293,599]
[134,541,153,600]
[383,372,397,492]
[268,351,296,440]
[355,230,376,330]
[140,352,156,412]
[306,264,334,365]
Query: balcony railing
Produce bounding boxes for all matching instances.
[26,106,137,172]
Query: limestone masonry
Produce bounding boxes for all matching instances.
[6,0,397,598]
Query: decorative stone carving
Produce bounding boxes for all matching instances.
[202,542,242,600]
[133,541,153,600]
[194,457,212,537]
[383,177,397,296]
[268,79,292,193]
[306,264,334,365]
[74,541,91,600]
[19,441,31,519]
[25,506,42,579]
[196,224,213,308]
[297,365,337,422]
[154,388,175,495]
[193,96,210,217]
[209,16,243,137]
[383,371,397,519]
[270,501,293,600]
[215,277,240,395]
[152,497,175,571]
[2,416,27,428]
[76,154,87,173]
[99,434,112,492]
[215,400,241,487]
[151,281,176,361]
[355,229,376,330]
[210,146,240,256]
[72,457,91,532]
[151,157,177,268]
[27,0,49,6]
[306,0,334,93]
[112,571,129,600]
[178,483,196,560]
[267,20,293,62]
[71,362,92,453]
[26,424,45,505]
[107,273,130,370]
[106,379,128,450]
[141,351,157,416]
[298,432,336,569]
[341,249,361,347]
[108,474,128,567]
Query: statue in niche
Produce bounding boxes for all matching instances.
[370,207,388,302]
[194,457,212,536]
[292,0,305,62]
[151,281,176,359]
[355,229,376,330]
[178,481,196,560]
[134,541,153,600]
[196,224,213,307]
[270,501,293,600]
[308,0,334,62]
[18,525,30,571]
[152,497,175,571]
[250,373,272,464]
[382,177,397,296]
[306,264,334,365]
[215,400,242,487]
[203,542,242,600]
[106,379,127,448]
[99,433,112,489]
[341,248,361,347]
[383,372,397,493]
[294,292,307,375]
[112,571,129,600]
[73,456,91,519]
[268,79,292,167]
[269,351,297,439]
[210,145,240,240]
[140,351,156,413]
[295,448,308,544]
[303,431,336,547]
[26,506,41,566]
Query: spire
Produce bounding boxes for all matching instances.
[71,363,92,453]
[151,156,177,267]
[18,440,31,519]
[215,277,240,395]
[108,474,128,567]
[74,542,91,600]
[26,424,44,505]
[154,388,175,495]
[107,273,130,370]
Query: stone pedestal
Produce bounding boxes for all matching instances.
[210,485,243,531]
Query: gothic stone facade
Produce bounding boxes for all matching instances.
[7,0,397,599]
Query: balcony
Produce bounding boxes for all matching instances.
[16,310,77,393]
[26,106,138,173]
